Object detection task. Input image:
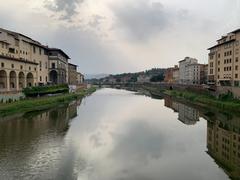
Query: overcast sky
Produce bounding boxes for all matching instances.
[0,0,239,74]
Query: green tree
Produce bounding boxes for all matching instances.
[150,74,164,82]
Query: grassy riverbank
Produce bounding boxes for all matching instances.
[164,89,240,113]
[0,87,96,117]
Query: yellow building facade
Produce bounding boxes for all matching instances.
[0,28,71,92]
[208,29,240,86]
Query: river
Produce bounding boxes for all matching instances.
[0,88,239,180]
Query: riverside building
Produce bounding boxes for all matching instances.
[172,66,179,83]
[0,28,47,91]
[164,65,179,83]
[0,27,83,93]
[179,57,198,84]
[208,29,240,87]
[68,63,78,85]
[185,63,205,85]
[77,72,84,85]
[48,48,70,84]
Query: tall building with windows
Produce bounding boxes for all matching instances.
[185,63,205,85]
[208,29,240,86]
[0,27,72,92]
[68,63,78,85]
[48,48,70,85]
[172,66,179,83]
[164,67,174,83]
[179,57,198,84]
[0,28,48,91]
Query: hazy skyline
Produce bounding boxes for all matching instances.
[0,0,239,74]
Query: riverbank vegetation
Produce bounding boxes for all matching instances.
[164,89,240,113]
[0,87,96,117]
[23,84,69,97]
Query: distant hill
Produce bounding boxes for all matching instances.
[85,74,109,80]
[94,68,166,84]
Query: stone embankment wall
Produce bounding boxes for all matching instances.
[216,86,240,98]
[101,82,240,98]
[151,83,240,99]
[145,83,213,95]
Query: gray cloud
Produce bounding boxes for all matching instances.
[44,0,84,20]
[88,15,106,28]
[1,0,240,74]
[111,1,172,41]
[45,27,132,74]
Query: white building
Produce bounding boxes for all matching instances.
[179,57,198,84]
[186,64,204,85]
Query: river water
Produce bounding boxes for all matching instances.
[0,88,239,180]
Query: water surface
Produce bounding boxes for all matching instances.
[0,88,239,180]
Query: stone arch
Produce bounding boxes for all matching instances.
[9,71,17,89]
[26,72,34,87]
[19,72,25,89]
[50,70,58,84]
[0,70,7,89]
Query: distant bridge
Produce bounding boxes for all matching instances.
[93,82,216,95]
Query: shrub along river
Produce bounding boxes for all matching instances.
[0,88,239,180]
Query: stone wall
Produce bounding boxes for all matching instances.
[216,86,240,98]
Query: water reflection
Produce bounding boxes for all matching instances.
[163,96,240,180]
[0,100,79,180]
[206,115,240,179]
[0,89,239,180]
[164,96,199,125]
